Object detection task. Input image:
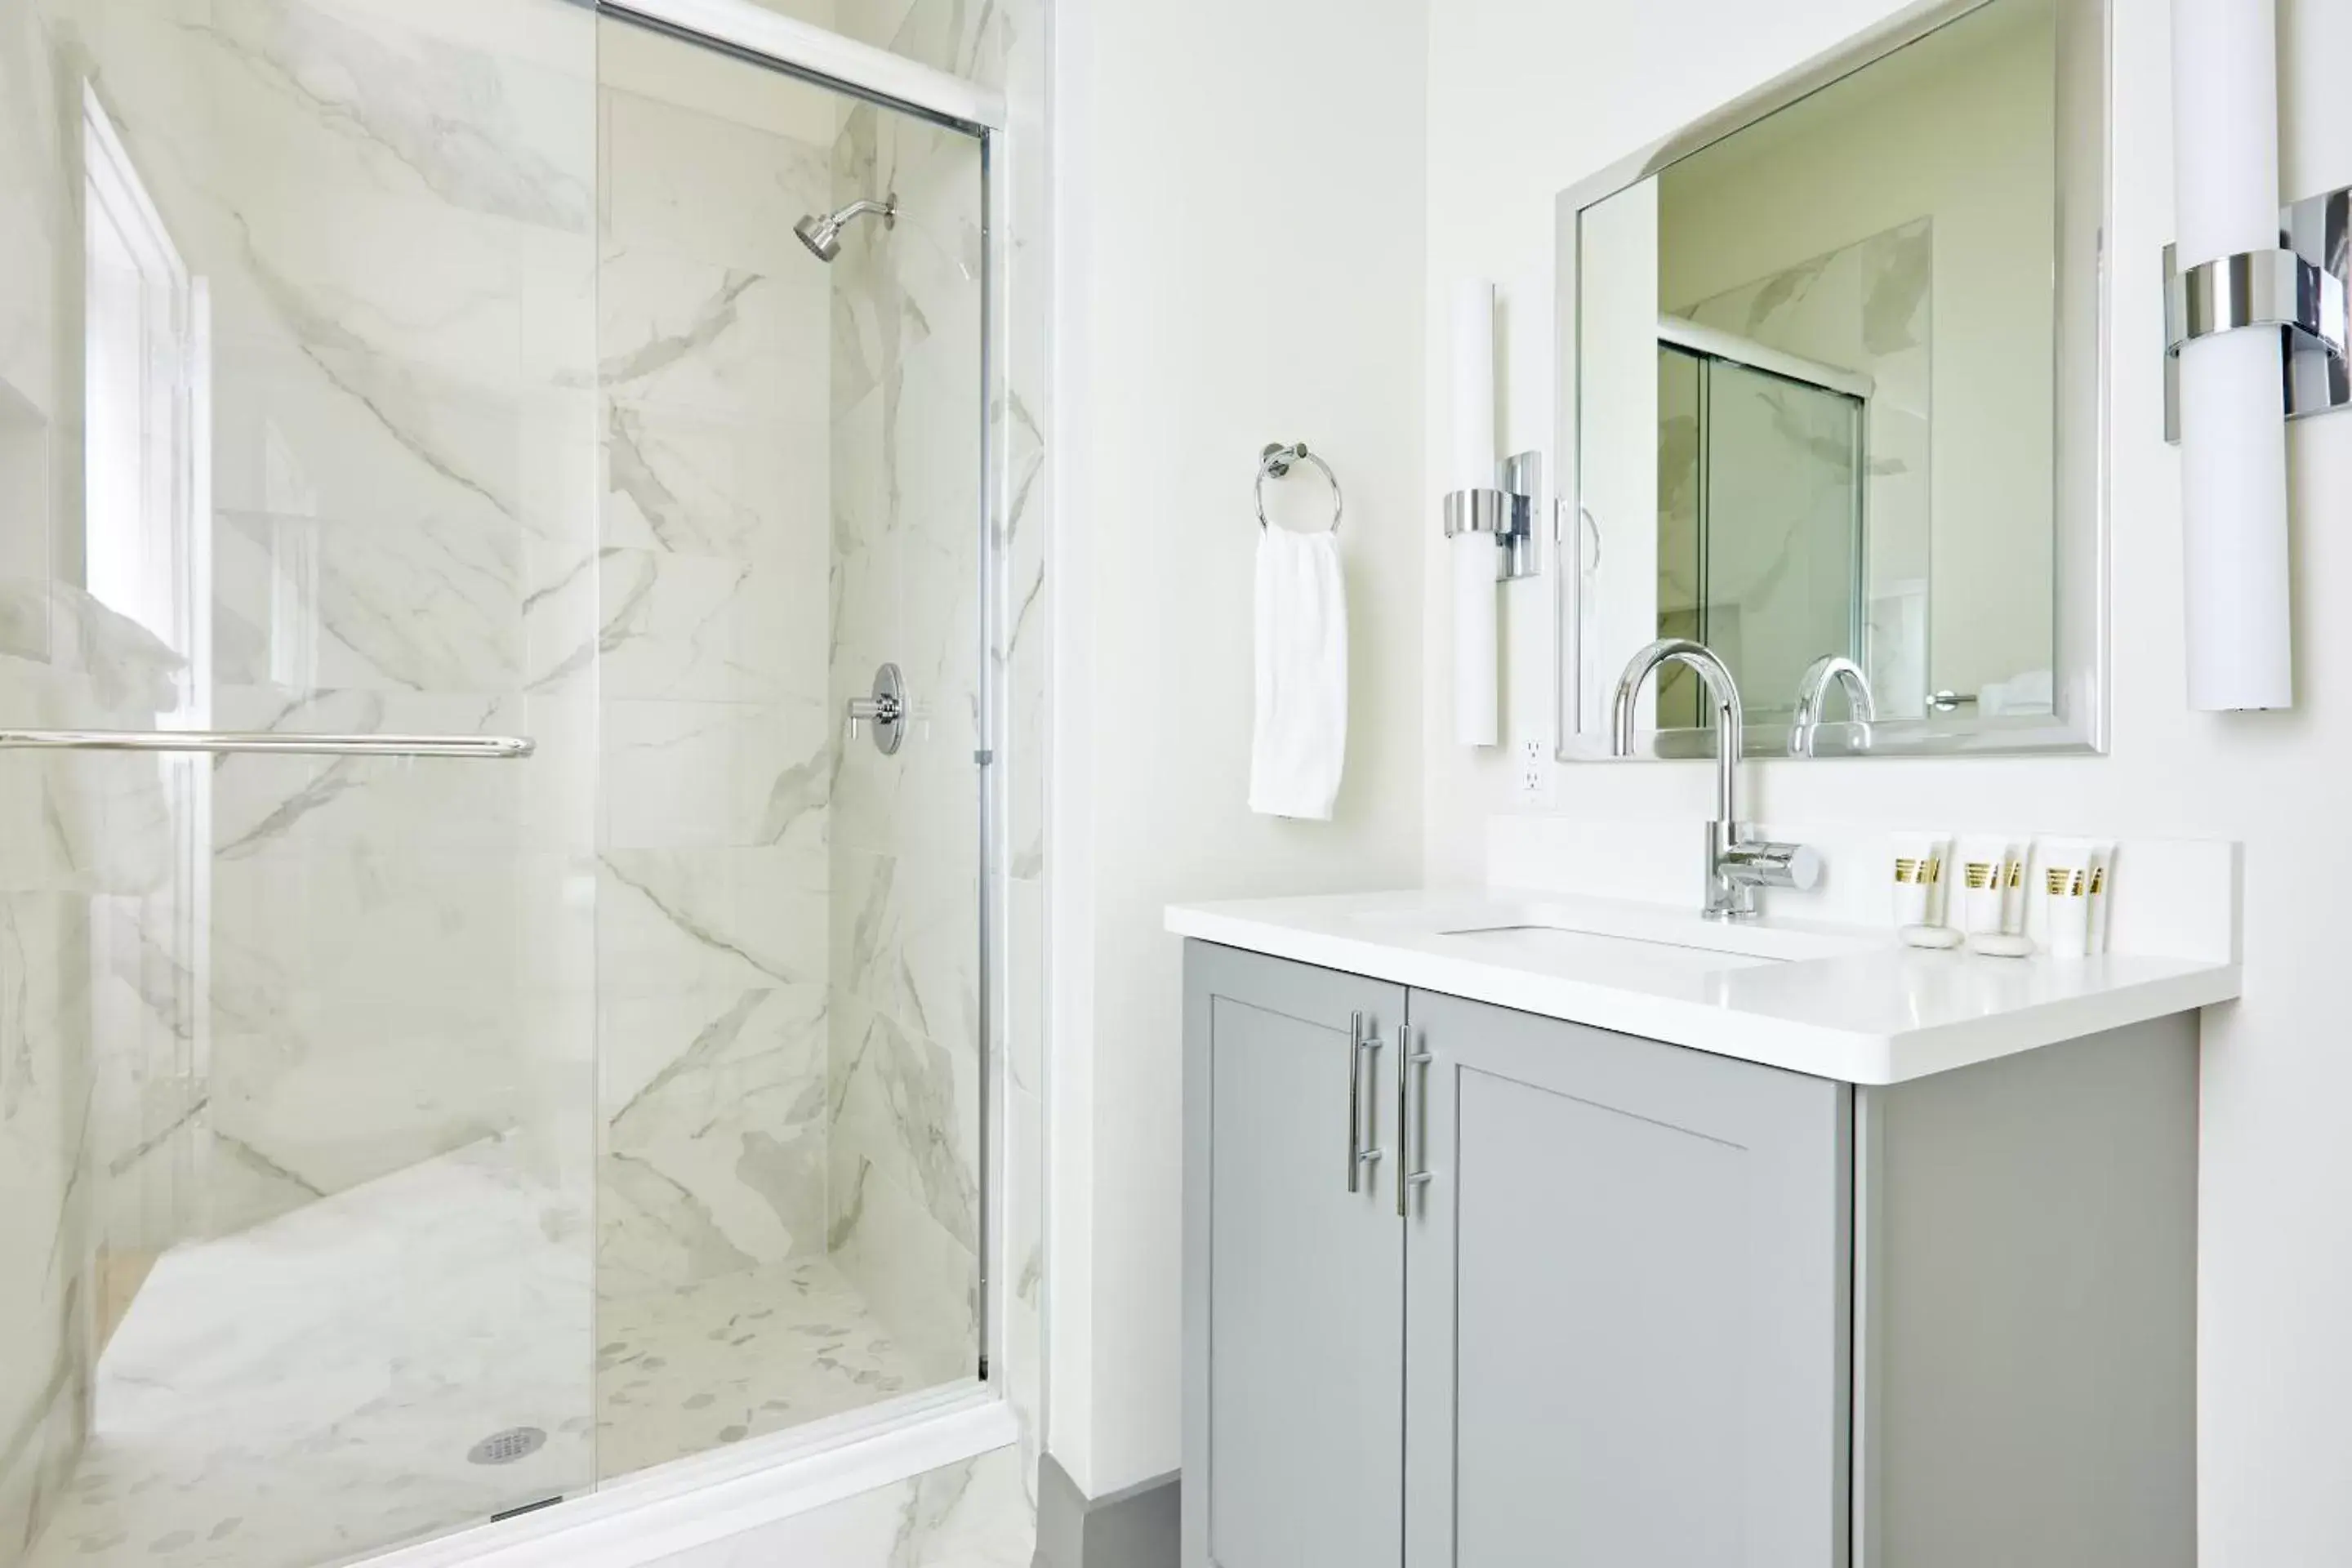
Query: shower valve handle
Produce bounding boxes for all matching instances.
[844,693,902,732]
[845,662,909,755]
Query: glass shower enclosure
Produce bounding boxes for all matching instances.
[0,2,994,1565]
[1654,337,1865,728]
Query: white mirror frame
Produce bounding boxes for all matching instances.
[1552,0,2111,763]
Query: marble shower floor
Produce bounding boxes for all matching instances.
[25,1138,924,1568]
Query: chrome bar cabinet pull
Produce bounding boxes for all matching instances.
[1399,1030,1432,1217]
[1345,1012,1383,1193]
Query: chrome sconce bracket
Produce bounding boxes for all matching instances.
[2163,183,2352,442]
[1441,450,1542,580]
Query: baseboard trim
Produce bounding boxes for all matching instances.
[1032,1455,1178,1568]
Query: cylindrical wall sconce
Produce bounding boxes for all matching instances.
[2168,0,2292,711]
[1450,282,1500,747]
[1444,280,1539,748]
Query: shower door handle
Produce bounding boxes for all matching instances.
[0,729,535,759]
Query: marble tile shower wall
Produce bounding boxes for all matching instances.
[0,4,1047,1567]
[2,1,211,1553]
[655,0,1052,1561]
[592,81,840,1300]
[822,91,988,1388]
[0,5,91,1548]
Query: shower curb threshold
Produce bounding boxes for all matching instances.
[354,1383,1014,1568]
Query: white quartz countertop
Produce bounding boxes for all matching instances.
[1165,889,2241,1085]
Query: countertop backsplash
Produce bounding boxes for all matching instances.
[1482,814,2241,966]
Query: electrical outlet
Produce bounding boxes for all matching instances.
[1514,735,1555,808]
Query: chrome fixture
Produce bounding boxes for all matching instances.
[1927,689,1980,713]
[1442,450,1540,581]
[845,662,907,755]
[794,196,896,262]
[1610,638,1820,920]
[1789,654,1878,757]
[1344,1010,1380,1194]
[1396,1025,1431,1218]
[2162,184,2351,436]
[1256,442,1343,534]
[0,729,532,758]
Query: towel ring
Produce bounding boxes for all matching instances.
[1256,442,1343,533]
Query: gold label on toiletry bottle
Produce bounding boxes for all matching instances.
[2047,868,2071,894]
[1926,857,1942,884]
[2089,866,2105,894]
[1895,858,1919,884]
[1964,861,1996,890]
[2007,860,2025,890]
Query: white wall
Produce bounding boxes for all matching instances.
[1047,0,1430,1499]
[1426,0,2352,1559]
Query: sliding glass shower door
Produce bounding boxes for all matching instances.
[6,0,608,1561]
[1655,341,1864,726]
[590,12,987,1482]
[0,3,988,1566]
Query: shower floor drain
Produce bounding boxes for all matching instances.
[467,1427,547,1465]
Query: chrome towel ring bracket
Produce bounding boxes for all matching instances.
[1256,441,1343,533]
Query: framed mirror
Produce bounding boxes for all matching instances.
[1555,0,2109,760]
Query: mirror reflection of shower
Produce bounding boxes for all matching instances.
[793,196,895,261]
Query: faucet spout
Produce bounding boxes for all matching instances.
[1789,654,1878,757]
[1610,637,1817,920]
[1610,637,1744,824]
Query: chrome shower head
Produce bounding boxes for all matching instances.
[794,197,896,263]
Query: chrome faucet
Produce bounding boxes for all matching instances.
[1789,654,1877,757]
[1610,638,1821,920]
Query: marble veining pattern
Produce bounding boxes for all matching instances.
[1,0,1047,1560]
[817,28,992,1404]
[21,1137,923,1568]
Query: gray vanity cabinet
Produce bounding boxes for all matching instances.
[1182,944,1842,1568]
[1183,939,2196,1568]
[1181,942,1408,1568]
[1403,989,1851,1567]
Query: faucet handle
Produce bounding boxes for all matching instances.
[1722,837,1822,893]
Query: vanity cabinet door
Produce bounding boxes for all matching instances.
[1402,991,1852,1568]
[1183,942,1407,1568]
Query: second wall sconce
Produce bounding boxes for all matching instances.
[2163,0,2348,713]
[1446,280,1540,748]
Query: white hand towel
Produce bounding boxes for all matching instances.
[1249,524,1348,820]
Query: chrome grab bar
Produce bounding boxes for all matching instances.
[0,729,535,759]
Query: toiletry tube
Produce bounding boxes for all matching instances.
[1452,529,1499,746]
[1998,841,2032,937]
[2087,841,2117,954]
[1954,835,2011,938]
[1958,836,2034,956]
[1451,281,1497,492]
[2038,838,2096,960]
[1889,831,1951,931]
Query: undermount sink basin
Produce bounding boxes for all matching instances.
[1436,924,1783,975]
[1352,897,1883,970]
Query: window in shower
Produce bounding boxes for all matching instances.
[0,2,991,1566]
